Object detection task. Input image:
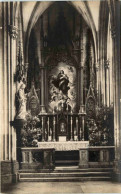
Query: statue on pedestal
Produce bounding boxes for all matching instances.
[16,78,27,120]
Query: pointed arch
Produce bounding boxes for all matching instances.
[24,1,97,64]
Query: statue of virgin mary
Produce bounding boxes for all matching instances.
[16,80,27,120]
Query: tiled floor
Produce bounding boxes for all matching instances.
[3,181,121,193]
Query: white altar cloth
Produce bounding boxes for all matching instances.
[38,141,89,151]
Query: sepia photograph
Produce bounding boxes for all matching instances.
[0,0,121,193]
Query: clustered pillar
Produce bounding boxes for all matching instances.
[1,2,18,162]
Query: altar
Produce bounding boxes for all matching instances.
[21,141,89,171]
[38,141,89,151]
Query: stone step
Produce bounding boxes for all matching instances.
[19,167,113,173]
[55,160,79,163]
[19,176,111,182]
[54,167,113,172]
[19,171,112,178]
[19,169,54,173]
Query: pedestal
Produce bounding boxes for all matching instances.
[79,142,89,168]
[1,161,19,191]
[21,148,55,170]
[43,149,55,169]
[112,160,121,182]
[100,149,109,162]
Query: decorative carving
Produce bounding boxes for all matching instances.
[79,61,84,68]
[15,41,25,82]
[72,35,80,49]
[8,25,18,39]
[27,82,40,116]
[104,59,110,69]
[96,63,99,71]
[32,152,43,163]
[79,150,88,163]
[45,52,78,69]
[86,86,96,119]
[110,25,116,39]
[58,114,67,136]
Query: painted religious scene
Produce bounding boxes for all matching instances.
[48,62,77,112]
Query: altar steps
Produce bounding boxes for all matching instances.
[19,167,113,182]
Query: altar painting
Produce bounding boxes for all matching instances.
[48,62,77,112]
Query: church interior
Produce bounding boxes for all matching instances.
[0,0,121,191]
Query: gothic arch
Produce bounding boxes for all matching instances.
[24,1,97,65]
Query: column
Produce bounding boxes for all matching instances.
[29,151,33,163]
[96,64,99,106]
[22,151,26,163]
[108,0,121,181]
[40,65,46,113]
[82,116,85,141]
[79,24,88,113]
[0,2,4,161]
[111,25,120,152]
[79,63,84,113]
[104,60,110,107]
[8,17,18,161]
[79,24,85,113]
[2,2,13,161]
[39,16,46,113]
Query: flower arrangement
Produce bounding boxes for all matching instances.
[21,112,42,147]
[87,105,114,146]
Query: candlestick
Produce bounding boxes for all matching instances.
[80,127,82,140]
[70,116,73,141]
[53,116,56,141]
[76,117,78,140]
[50,128,52,136]
[47,117,49,141]
[42,116,44,142]
[82,116,84,140]
[48,128,52,142]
